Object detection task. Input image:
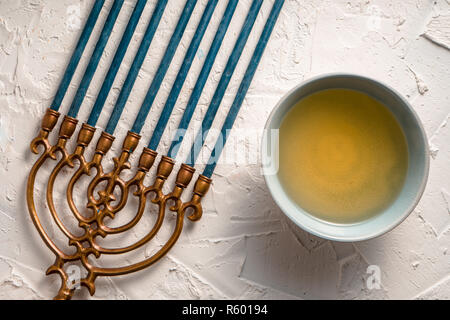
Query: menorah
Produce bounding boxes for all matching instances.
[26,0,283,300]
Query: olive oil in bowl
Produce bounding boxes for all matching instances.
[278,89,408,224]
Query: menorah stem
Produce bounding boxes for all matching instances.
[54,289,75,300]
[31,108,60,150]
[85,131,115,198]
[131,147,159,187]
[76,123,97,153]
[94,131,116,161]
[106,131,140,204]
[112,131,142,182]
[165,163,195,211]
[45,256,76,300]
[173,164,196,197]
[182,173,212,221]
[149,155,175,201]
[50,116,79,161]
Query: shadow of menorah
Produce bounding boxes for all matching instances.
[27,109,211,300]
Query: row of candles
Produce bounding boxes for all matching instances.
[48,0,283,180]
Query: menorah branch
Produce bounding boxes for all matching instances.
[182,174,212,221]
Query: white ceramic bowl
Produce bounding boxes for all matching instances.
[261,73,429,242]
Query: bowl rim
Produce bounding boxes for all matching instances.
[261,72,430,242]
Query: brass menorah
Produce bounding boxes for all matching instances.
[27,110,211,300]
[25,0,283,300]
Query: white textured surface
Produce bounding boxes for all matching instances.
[0,0,449,300]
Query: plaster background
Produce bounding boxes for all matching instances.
[0,0,449,299]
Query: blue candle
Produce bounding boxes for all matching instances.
[131,0,198,134]
[86,0,148,127]
[104,0,169,135]
[50,0,105,112]
[67,0,124,119]
[202,0,285,178]
[147,0,218,152]
[166,0,239,159]
[185,0,263,165]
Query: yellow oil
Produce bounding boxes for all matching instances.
[278,89,408,224]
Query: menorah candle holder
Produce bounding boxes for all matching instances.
[27,108,211,300]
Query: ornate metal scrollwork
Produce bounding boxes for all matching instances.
[26,108,212,300]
